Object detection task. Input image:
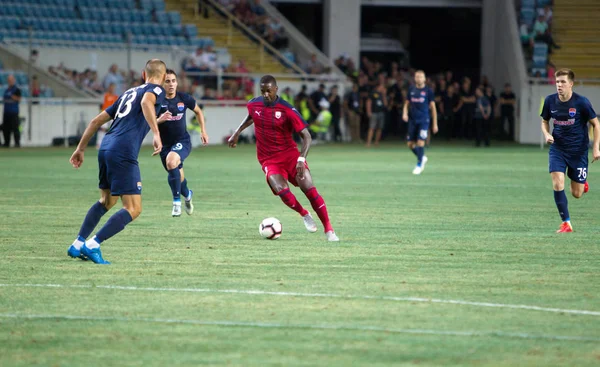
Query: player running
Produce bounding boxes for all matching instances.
[228,75,339,241]
[67,59,167,264]
[402,70,438,175]
[157,69,208,217]
[541,68,600,233]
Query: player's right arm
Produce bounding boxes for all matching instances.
[402,100,409,122]
[540,96,553,144]
[590,117,600,162]
[69,111,113,168]
[141,91,162,155]
[228,114,254,148]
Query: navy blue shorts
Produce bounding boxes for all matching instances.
[549,148,588,184]
[160,140,192,171]
[98,150,142,196]
[407,119,430,142]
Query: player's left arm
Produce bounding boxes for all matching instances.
[192,105,209,145]
[69,111,113,168]
[590,117,600,162]
[287,106,311,180]
[141,91,162,156]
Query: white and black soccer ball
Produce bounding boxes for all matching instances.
[259,217,282,240]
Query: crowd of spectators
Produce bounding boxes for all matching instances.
[519,0,558,79]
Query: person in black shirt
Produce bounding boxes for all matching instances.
[2,75,22,147]
[485,85,497,138]
[457,79,476,139]
[308,84,327,123]
[366,83,387,147]
[499,83,516,140]
[327,85,342,142]
[344,83,362,142]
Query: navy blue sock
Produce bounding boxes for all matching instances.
[168,168,182,202]
[415,146,424,165]
[410,147,418,157]
[181,178,190,199]
[78,201,108,239]
[554,190,570,222]
[95,209,133,243]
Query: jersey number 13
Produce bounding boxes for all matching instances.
[115,91,138,118]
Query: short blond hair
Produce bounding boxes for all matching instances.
[145,59,167,78]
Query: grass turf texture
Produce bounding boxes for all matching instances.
[1,143,599,366]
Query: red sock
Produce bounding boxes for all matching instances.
[304,187,333,232]
[278,188,309,216]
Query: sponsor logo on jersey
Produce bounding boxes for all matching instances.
[569,108,576,117]
[177,102,185,111]
[275,111,281,119]
[411,97,426,103]
[168,113,184,121]
[552,118,575,126]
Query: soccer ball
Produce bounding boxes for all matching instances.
[259,217,282,240]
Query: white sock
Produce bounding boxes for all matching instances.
[86,237,101,250]
[173,201,182,206]
[71,237,85,250]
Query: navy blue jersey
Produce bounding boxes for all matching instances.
[408,86,435,121]
[541,92,597,154]
[102,83,166,159]
[158,92,196,147]
[3,85,21,114]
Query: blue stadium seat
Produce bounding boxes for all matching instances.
[101,22,112,34]
[532,56,547,69]
[170,24,182,36]
[112,23,125,35]
[536,0,552,6]
[520,8,535,26]
[152,0,165,11]
[167,11,181,24]
[184,24,197,38]
[520,0,535,8]
[533,42,548,57]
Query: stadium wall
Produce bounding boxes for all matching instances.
[519,84,600,145]
[17,101,250,147]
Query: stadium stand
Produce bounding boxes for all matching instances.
[550,0,600,79]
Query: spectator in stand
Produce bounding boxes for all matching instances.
[252,0,266,16]
[531,13,560,52]
[31,76,41,99]
[441,83,457,140]
[386,75,402,138]
[327,85,342,142]
[474,86,491,147]
[295,85,311,122]
[365,81,387,147]
[344,83,362,142]
[499,83,516,141]
[485,85,498,138]
[458,78,476,139]
[102,64,124,95]
[305,54,323,75]
[233,0,251,18]
[308,83,327,122]
[538,4,553,24]
[97,83,118,148]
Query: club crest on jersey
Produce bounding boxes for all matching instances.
[569,108,576,117]
[275,111,281,119]
[420,91,426,96]
[177,102,185,111]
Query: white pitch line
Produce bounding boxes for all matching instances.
[0,313,598,342]
[1,283,599,317]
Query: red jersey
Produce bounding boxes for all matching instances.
[247,96,308,164]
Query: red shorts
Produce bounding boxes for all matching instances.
[260,153,309,195]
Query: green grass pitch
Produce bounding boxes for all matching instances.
[1,143,599,366]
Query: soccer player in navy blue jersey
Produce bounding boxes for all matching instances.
[403,70,438,175]
[157,69,208,217]
[541,68,600,233]
[67,59,167,264]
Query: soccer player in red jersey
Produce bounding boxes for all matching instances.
[228,75,339,241]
